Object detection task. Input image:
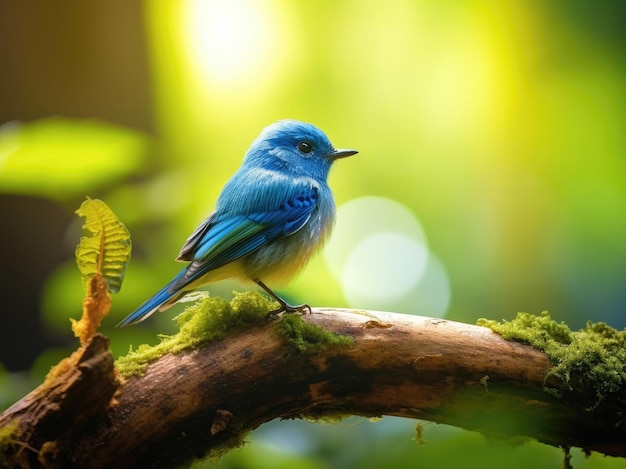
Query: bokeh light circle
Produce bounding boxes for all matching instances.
[324,196,452,315]
[342,232,428,302]
[325,196,428,281]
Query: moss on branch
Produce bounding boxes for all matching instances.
[116,291,273,376]
[478,312,626,421]
[116,291,353,376]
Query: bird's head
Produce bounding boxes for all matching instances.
[243,120,357,180]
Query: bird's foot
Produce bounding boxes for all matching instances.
[255,279,311,321]
[265,302,312,321]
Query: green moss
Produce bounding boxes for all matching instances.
[477,311,572,348]
[477,312,626,414]
[116,290,353,376]
[116,291,272,376]
[561,447,573,469]
[194,427,251,468]
[0,420,20,463]
[414,422,427,445]
[276,314,354,353]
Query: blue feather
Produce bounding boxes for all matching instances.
[116,270,187,326]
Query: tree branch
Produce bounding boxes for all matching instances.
[1,308,625,468]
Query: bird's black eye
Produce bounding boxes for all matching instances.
[297,141,312,154]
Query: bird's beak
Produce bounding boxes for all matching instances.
[328,148,358,160]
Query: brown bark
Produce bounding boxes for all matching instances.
[1,308,624,468]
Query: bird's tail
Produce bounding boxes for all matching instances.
[117,270,187,327]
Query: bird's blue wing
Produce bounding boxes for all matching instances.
[170,185,318,289]
[177,211,217,262]
[118,179,319,327]
[117,191,315,328]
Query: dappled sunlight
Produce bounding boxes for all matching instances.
[183,0,285,91]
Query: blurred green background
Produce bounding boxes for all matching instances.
[1,1,625,467]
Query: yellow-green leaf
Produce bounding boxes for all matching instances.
[75,198,132,294]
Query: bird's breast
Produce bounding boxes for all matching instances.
[243,186,335,284]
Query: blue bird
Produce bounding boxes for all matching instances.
[117,120,357,326]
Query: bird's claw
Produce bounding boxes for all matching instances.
[265,303,311,321]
